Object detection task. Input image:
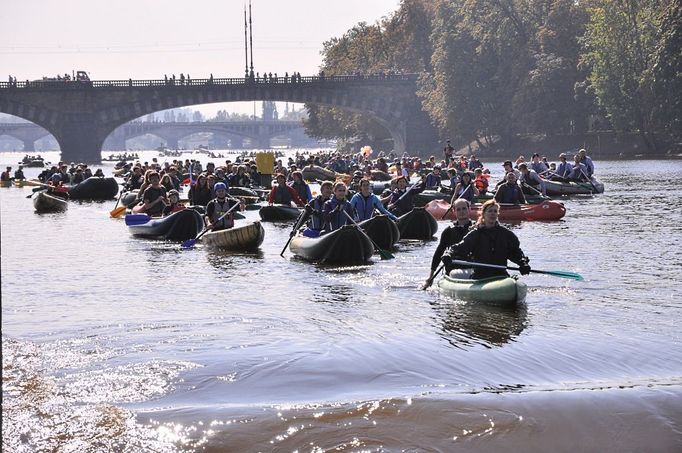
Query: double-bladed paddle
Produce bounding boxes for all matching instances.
[451,259,584,281]
[181,200,242,248]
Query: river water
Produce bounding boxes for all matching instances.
[1,151,681,452]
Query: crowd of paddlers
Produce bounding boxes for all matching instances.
[9,145,592,304]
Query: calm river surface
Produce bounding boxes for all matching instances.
[2,151,681,452]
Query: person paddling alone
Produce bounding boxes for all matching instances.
[423,198,473,287]
[442,199,531,279]
[205,183,242,231]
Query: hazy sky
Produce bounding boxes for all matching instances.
[1,0,401,116]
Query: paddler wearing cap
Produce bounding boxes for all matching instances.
[162,189,186,216]
[205,182,241,231]
[551,153,573,182]
[267,173,305,207]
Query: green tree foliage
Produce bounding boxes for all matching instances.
[650,2,682,142]
[420,0,591,150]
[304,0,435,149]
[582,0,670,151]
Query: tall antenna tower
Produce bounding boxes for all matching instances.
[249,0,254,78]
[244,4,249,78]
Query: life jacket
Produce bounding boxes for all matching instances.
[475,175,489,191]
[273,186,293,205]
[210,198,235,229]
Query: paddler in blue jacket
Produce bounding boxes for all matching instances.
[322,182,356,232]
[350,178,398,222]
[302,181,333,237]
[423,166,443,190]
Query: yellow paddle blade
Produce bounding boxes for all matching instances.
[110,206,127,218]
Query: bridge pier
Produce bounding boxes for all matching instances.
[166,137,179,149]
[21,138,35,152]
[53,121,110,164]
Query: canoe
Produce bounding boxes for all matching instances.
[477,192,548,204]
[396,207,438,240]
[33,192,68,213]
[68,177,119,200]
[24,159,45,168]
[259,204,301,221]
[302,165,336,182]
[13,180,28,187]
[357,214,400,250]
[438,275,527,306]
[126,209,204,241]
[426,199,566,222]
[289,224,374,264]
[0,180,11,188]
[202,221,265,251]
[544,177,604,195]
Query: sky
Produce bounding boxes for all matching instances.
[1,0,401,117]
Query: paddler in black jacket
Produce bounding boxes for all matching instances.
[442,199,531,279]
[423,198,473,288]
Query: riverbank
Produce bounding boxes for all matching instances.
[456,131,682,160]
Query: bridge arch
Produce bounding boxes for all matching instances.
[0,75,437,162]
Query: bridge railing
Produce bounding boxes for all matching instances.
[0,73,417,90]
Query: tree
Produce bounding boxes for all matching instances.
[582,0,668,151]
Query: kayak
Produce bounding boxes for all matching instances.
[228,186,260,199]
[68,177,119,200]
[202,221,265,251]
[426,199,566,221]
[544,177,604,195]
[33,192,68,213]
[358,214,400,250]
[289,224,374,264]
[396,207,438,240]
[126,209,204,241]
[259,204,301,221]
[438,274,527,306]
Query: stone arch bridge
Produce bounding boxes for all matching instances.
[0,74,437,163]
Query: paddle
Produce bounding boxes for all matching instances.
[441,183,472,220]
[342,210,394,260]
[451,259,584,281]
[181,200,242,248]
[125,213,152,226]
[26,188,46,198]
[109,189,127,218]
[579,168,598,193]
[421,264,444,290]
[388,178,423,212]
[279,208,310,256]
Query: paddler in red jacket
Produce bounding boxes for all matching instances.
[267,173,305,207]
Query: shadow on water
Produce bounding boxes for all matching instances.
[430,298,529,348]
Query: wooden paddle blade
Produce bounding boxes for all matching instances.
[110,206,127,218]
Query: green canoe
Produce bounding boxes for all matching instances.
[437,274,527,306]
